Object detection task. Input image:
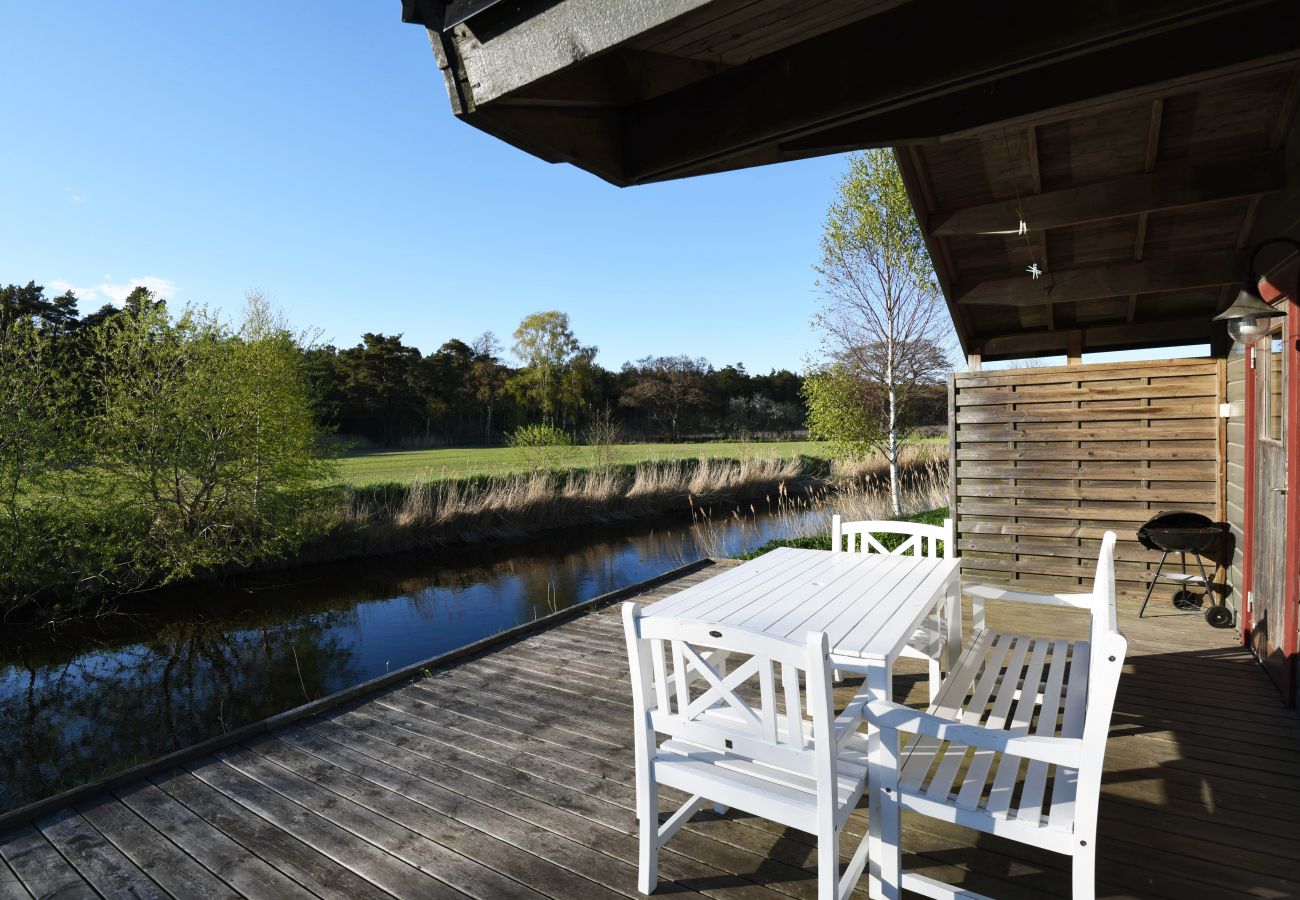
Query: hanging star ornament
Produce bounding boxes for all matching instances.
[1027,263,1043,279]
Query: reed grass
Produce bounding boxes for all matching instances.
[311,443,948,562]
[684,454,950,560]
[316,455,816,558]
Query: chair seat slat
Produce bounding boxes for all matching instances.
[1015,639,1070,824]
[983,637,1050,817]
[1047,642,1091,831]
[924,632,1016,801]
[954,635,1033,809]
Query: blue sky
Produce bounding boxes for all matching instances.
[0,2,855,373]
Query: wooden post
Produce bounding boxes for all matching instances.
[966,352,982,371]
[948,372,959,556]
[1067,331,1083,365]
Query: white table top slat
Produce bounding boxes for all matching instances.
[643,547,959,663]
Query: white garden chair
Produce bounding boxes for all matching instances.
[865,532,1126,899]
[830,514,955,697]
[622,602,871,900]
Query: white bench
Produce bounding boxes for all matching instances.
[865,531,1126,900]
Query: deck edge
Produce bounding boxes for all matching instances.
[0,556,724,831]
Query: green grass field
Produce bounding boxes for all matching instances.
[336,441,831,486]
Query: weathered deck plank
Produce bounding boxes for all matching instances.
[2,559,1299,899]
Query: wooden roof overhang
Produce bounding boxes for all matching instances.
[402,0,1300,359]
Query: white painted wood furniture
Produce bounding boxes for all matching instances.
[864,532,1127,900]
[636,547,961,896]
[622,604,871,899]
[830,515,955,696]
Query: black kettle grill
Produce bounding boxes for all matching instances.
[1137,511,1232,627]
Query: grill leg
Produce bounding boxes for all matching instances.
[1194,551,1213,600]
[1139,550,1170,618]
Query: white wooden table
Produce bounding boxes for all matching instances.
[643,546,962,900]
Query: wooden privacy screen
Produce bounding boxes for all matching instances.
[951,358,1225,599]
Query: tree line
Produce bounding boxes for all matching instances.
[303,309,812,447]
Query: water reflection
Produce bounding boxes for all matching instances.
[0,506,818,811]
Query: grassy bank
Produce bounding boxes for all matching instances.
[296,441,948,564]
[335,437,947,486]
[319,442,949,557]
[312,455,821,560]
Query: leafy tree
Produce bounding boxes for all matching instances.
[751,369,805,408]
[122,285,166,316]
[620,355,712,442]
[95,296,333,581]
[510,311,596,429]
[0,281,79,335]
[810,149,953,513]
[0,317,83,612]
[712,363,751,406]
[300,344,347,432]
[469,331,508,443]
[335,333,427,444]
[427,338,477,441]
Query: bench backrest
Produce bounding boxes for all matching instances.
[831,515,953,558]
[622,602,836,790]
[1077,531,1127,840]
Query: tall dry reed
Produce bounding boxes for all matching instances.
[683,452,950,559]
[326,456,813,556]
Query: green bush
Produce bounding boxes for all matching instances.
[507,423,572,473]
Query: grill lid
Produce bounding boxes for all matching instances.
[1137,510,1217,551]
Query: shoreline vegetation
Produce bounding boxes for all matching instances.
[6,442,947,624]
[293,441,948,569]
[1,282,951,624]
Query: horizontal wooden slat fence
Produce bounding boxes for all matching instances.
[951,358,1225,599]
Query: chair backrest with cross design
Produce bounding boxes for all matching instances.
[831,514,953,558]
[626,610,836,779]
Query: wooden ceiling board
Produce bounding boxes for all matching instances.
[1035,104,1151,191]
[1042,219,1142,270]
[1141,198,1253,258]
[918,134,1037,209]
[908,64,1299,358]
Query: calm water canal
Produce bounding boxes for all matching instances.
[0,508,814,812]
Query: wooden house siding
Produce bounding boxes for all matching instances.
[951,358,1224,598]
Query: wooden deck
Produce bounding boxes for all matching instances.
[2,559,1298,899]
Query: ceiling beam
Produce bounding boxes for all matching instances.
[430,0,716,108]
[930,151,1288,235]
[623,0,1300,184]
[894,145,975,356]
[980,316,1213,360]
[956,252,1242,308]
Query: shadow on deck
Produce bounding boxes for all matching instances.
[1,560,1297,899]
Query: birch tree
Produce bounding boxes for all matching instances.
[808,150,952,514]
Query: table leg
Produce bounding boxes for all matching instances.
[865,660,901,900]
[944,573,962,674]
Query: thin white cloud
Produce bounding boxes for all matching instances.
[99,277,178,306]
[47,276,179,307]
[62,187,84,204]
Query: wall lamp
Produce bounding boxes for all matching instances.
[1215,237,1299,345]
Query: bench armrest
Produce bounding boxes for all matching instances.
[866,699,1083,768]
[964,583,1093,609]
